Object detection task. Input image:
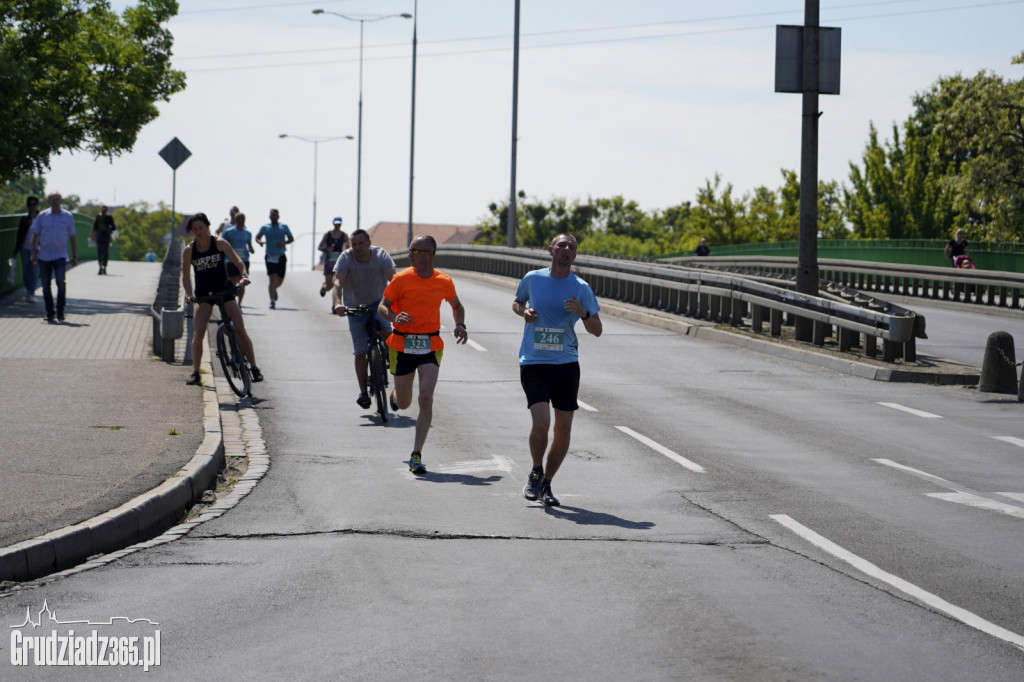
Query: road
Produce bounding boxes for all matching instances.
[3,270,1024,680]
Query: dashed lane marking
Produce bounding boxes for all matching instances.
[874,458,1024,519]
[771,514,1024,651]
[877,402,943,419]
[615,426,705,473]
[577,399,598,412]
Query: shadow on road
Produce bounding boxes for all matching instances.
[542,505,656,530]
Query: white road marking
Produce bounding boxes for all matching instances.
[873,458,952,485]
[874,458,1024,519]
[993,436,1024,448]
[926,493,1024,520]
[433,454,516,474]
[877,402,943,419]
[771,514,1024,650]
[577,399,598,412]
[466,339,487,352]
[615,426,705,473]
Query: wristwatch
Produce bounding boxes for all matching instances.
[456,322,467,329]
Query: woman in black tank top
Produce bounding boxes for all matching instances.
[182,212,264,386]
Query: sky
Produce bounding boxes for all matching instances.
[42,0,1024,268]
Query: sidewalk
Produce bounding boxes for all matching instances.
[0,261,210,580]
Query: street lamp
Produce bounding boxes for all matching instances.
[313,8,412,231]
[278,133,354,269]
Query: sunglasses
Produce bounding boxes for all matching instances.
[409,248,434,256]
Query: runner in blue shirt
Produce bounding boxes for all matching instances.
[512,233,602,506]
[221,211,255,306]
[255,208,294,309]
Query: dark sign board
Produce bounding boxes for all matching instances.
[159,137,192,170]
[775,25,841,95]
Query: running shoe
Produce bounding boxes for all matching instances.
[186,371,201,385]
[319,284,327,297]
[539,480,560,507]
[251,367,264,382]
[269,300,276,309]
[389,391,399,412]
[408,453,426,475]
[356,392,371,409]
[523,469,543,501]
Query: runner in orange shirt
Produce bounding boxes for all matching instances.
[378,235,468,474]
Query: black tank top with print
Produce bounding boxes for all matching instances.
[190,239,232,297]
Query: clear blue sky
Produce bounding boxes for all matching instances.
[46,0,1024,266]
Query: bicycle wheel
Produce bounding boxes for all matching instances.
[368,341,388,422]
[217,324,251,397]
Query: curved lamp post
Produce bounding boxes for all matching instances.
[313,9,412,231]
[278,133,354,269]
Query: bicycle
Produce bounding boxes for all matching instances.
[195,286,252,398]
[341,304,391,423]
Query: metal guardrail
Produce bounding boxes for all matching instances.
[667,255,1024,309]
[396,246,921,362]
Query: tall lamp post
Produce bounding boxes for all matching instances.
[313,8,412,232]
[279,133,353,269]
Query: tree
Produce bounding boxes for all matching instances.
[932,55,1024,241]
[0,1,186,184]
[0,173,45,214]
[113,201,178,261]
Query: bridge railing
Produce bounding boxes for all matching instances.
[396,246,922,362]
[667,255,1024,309]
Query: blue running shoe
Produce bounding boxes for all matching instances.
[408,453,426,475]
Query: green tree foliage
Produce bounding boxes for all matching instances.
[931,54,1024,241]
[113,201,178,261]
[0,0,185,184]
[0,173,45,214]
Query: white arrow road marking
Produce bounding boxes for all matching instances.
[874,458,1024,519]
[926,493,1024,520]
[877,402,943,419]
[433,454,516,475]
[615,426,705,473]
[466,339,487,352]
[577,399,597,412]
[772,514,1024,651]
[993,436,1024,448]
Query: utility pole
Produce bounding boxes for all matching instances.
[795,0,820,342]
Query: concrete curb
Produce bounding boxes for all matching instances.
[0,355,225,584]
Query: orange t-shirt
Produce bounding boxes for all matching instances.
[383,267,458,352]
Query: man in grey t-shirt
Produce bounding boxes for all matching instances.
[331,229,397,409]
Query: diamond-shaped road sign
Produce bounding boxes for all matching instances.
[158,137,191,170]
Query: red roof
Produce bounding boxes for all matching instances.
[366,221,482,254]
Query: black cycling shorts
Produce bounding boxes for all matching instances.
[389,348,443,376]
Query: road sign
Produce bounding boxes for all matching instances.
[159,137,192,170]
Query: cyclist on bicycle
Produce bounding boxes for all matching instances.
[331,228,396,409]
[182,212,264,386]
[318,216,349,298]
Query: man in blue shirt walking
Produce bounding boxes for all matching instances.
[30,192,78,323]
[255,208,294,309]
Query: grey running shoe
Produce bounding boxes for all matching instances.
[523,469,543,501]
[539,480,560,507]
[186,371,201,385]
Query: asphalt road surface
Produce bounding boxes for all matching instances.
[3,270,1024,680]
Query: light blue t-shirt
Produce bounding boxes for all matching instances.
[30,209,76,261]
[220,226,252,262]
[257,223,293,260]
[515,268,599,366]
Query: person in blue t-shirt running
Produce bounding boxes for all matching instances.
[220,211,256,306]
[255,208,294,309]
[512,233,602,507]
